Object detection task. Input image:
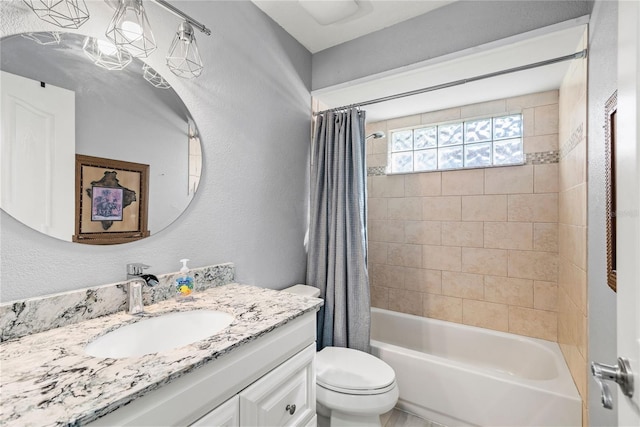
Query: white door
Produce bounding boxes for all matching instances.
[0,71,75,241]
[616,0,640,425]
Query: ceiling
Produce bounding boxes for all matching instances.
[252,1,587,122]
[251,0,457,53]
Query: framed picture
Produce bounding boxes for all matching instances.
[74,155,149,245]
[604,91,617,292]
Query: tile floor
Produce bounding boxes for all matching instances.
[380,409,447,427]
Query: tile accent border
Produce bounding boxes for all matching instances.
[0,263,235,342]
[367,166,387,176]
[559,123,584,159]
[525,150,560,165]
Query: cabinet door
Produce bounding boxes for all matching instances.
[190,395,239,427]
[240,344,315,426]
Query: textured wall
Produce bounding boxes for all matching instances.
[557,28,589,426]
[366,91,560,342]
[312,0,593,90]
[587,1,618,425]
[0,1,312,301]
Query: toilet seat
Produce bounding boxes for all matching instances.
[316,347,396,395]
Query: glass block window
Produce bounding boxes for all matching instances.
[389,114,523,173]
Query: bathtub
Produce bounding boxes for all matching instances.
[370,308,581,427]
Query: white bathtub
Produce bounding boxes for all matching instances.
[370,308,581,427]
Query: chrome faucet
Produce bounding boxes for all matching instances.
[126,263,158,315]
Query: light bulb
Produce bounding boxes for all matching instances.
[106,0,156,58]
[97,39,118,56]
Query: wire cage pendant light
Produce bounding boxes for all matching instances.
[166,21,203,79]
[143,64,171,89]
[83,36,133,71]
[22,0,90,29]
[21,31,62,45]
[106,0,157,58]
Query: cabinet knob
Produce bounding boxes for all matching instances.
[285,404,296,415]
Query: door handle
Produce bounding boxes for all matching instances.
[591,357,634,409]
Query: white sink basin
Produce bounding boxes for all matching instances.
[85,310,234,359]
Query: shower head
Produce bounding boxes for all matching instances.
[366,131,385,140]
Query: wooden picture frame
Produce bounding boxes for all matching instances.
[73,154,149,245]
[605,91,617,292]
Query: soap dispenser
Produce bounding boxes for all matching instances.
[175,259,195,301]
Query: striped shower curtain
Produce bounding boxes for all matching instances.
[306,108,370,352]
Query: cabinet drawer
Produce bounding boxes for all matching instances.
[240,344,315,426]
[190,395,239,427]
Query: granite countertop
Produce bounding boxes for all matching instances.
[0,284,322,427]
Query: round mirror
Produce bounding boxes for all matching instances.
[0,32,202,244]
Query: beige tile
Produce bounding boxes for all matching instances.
[534,104,559,135]
[442,221,483,248]
[534,163,559,193]
[387,114,421,130]
[442,169,484,195]
[368,241,388,264]
[522,108,535,137]
[423,196,461,221]
[461,99,506,118]
[509,307,557,341]
[423,245,461,272]
[558,259,587,315]
[405,172,442,196]
[388,198,422,220]
[506,90,559,110]
[370,285,389,309]
[405,221,442,245]
[558,224,587,270]
[389,289,423,316]
[368,198,387,220]
[559,183,587,226]
[484,222,533,250]
[485,165,534,194]
[387,243,422,268]
[484,276,533,307]
[442,271,484,299]
[461,247,508,276]
[404,268,442,294]
[461,195,507,221]
[424,294,463,323]
[369,263,404,289]
[534,223,558,252]
[369,175,404,198]
[462,299,509,332]
[524,134,559,153]
[368,220,404,243]
[371,137,388,155]
[366,120,386,136]
[367,153,388,168]
[559,140,586,191]
[508,193,558,222]
[508,250,558,282]
[534,281,558,311]
[421,107,461,124]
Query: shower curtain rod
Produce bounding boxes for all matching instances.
[313,49,588,116]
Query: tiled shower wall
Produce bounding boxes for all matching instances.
[366,90,560,342]
[558,32,589,425]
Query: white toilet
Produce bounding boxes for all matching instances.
[282,285,399,427]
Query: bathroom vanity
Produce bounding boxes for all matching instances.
[0,282,322,426]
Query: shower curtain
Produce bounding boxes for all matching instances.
[306,108,371,352]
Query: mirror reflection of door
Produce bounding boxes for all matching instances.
[605,91,617,292]
[0,70,75,241]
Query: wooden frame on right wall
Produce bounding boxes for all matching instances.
[605,90,618,292]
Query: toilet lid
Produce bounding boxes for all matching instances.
[316,347,396,394]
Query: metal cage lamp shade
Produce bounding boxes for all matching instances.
[143,64,171,89]
[21,31,62,45]
[22,0,89,29]
[106,0,157,58]
[166,21,203,79]
[82,37,132,71]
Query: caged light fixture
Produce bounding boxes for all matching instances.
[143,63,171,89]
[166,21,203,79]
[22,0,90,29]
[83,36,133,71]
[22,0,211,79]
[20,31,62,45]
[106,0,156,58]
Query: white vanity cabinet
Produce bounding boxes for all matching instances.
[88,312,317,427]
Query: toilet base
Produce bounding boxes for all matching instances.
[317,400,384,427]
